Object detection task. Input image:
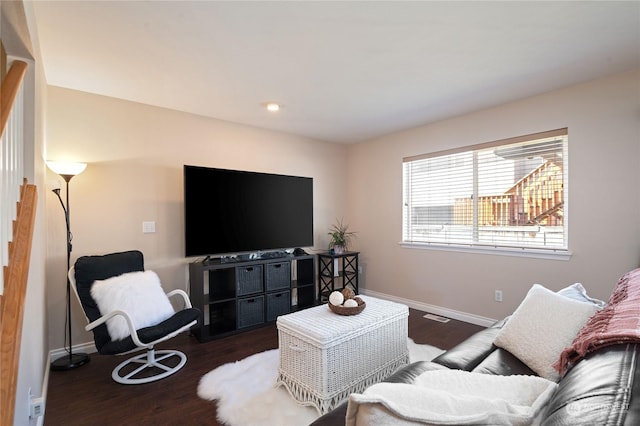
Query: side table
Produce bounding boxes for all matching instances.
[317,251,359,302]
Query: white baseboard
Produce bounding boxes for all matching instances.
[49,294,496,360]
[34,352,51,426]
[361,289,497,327]
[49,341,97,360]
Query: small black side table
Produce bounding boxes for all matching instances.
[317,251,359,302]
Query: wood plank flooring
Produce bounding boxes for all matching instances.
[45,308,484,425]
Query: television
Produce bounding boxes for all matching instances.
[184,165,314,257]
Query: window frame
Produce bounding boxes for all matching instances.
[401,128,571,260]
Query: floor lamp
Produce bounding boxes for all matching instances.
[48,161,90,371]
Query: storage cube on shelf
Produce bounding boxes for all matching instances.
[237,295,264,328]
[292,255,316,310]
[296,257,314,284]
[236,265,263,296]
[265,261,291,291]
[208,268,235,300]
[266,290,291,321]
[209,300,236,334]
[295,286,315,308]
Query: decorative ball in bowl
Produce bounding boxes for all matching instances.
[328,290,366,316]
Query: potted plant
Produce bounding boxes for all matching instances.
[328,218,356,254]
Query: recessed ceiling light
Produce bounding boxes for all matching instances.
[265,102,281,112]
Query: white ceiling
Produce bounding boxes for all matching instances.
[31,1,640,144]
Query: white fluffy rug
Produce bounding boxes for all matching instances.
[197,338,443,426]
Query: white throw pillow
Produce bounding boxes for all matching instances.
[91,270,175,341]
[493,284,599,381]
[556,282,606,308]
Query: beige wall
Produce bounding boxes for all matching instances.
[46,71,640,350]
[45,87,349,350]
[347,70,640,322]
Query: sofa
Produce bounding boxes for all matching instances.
[311,268,640,425]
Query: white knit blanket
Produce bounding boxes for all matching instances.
[346,369,557,426]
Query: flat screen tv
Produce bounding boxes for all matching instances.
[184,165,314,257]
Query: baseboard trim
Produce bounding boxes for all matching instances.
[37,352,51,426]
[49,296,496,357]
[361,289,497,327]
[49,341,97,361]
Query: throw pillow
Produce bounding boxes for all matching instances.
[91,270,175,341]
[493,284,599,381]
[556,283,606,308]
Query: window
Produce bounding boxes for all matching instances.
[403,129,568,254]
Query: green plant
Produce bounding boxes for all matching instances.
[328,218,357,250]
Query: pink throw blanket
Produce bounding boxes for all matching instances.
[555,268,640,376]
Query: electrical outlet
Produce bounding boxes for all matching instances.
[30,397,44,418]
[495,290,503,302]
[28,387,44,419]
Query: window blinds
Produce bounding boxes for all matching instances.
[403,129,568,251]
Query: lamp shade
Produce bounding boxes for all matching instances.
[47,161,87,177]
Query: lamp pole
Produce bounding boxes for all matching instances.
[49,166,90,371]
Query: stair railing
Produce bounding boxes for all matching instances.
[0,59,38,426]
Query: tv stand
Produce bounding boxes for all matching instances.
[189,254,316,341]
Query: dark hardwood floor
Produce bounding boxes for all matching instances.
[45,308,483,425]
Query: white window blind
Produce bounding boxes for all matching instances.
[403,129,568,252]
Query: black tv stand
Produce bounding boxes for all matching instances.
[189,254,317,342]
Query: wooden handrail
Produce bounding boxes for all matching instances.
[0,181,37,426]
[0,60,27,139]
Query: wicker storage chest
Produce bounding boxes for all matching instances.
[276,295,409,414]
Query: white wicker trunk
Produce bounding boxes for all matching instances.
[276,295,409,414]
